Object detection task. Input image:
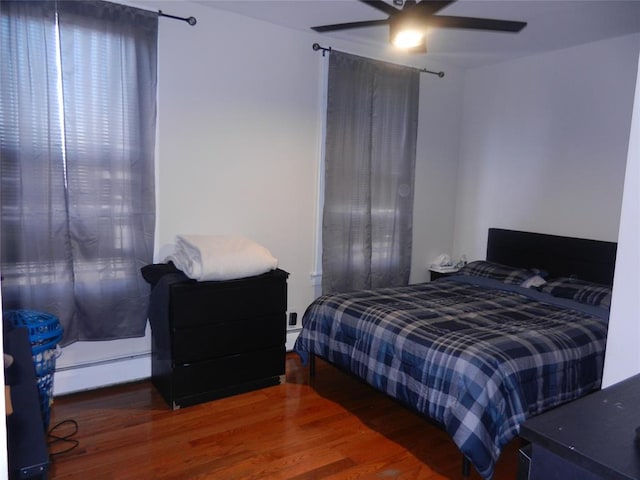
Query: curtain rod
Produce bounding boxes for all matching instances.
[158,10,197,26]
[312,43,444,78]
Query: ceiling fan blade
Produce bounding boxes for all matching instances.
[428,15,527,32]
[357,0,400,16]
[412,0,456,16]
[312,19,389,32]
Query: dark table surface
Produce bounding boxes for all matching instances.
[520,373,640,480]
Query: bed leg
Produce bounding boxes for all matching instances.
[462,457,470,479]
[309,353,316,377]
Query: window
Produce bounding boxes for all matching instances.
[0,0,158,344]
[321,51,419,294]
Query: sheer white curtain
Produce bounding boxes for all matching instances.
[322,51,419,294]
[0,0,157,345]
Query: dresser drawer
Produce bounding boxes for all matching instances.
[170,274,287,328]
[172,314,285,363]
[172,346,285,398]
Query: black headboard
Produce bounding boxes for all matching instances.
[486,228,617,286]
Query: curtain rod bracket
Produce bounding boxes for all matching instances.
[313,43,332,56]
[158,10,197,26]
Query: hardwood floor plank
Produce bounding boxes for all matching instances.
[47,353,519,479]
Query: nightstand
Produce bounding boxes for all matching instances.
[429,266,460,281]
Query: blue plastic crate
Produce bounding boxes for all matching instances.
[5,310,63,350]
[5,309,63,429]
[33,347,60,428]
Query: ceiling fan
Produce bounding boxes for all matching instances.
[311,0,527,52]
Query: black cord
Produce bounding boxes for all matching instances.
[48,419,79,457]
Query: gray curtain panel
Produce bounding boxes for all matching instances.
[322,51,419,294]
[0,1,157,345]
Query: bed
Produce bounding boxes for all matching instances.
[293,228,617,480]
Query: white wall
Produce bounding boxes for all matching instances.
[54,0,460,394]
[603,49,640,388]
[156,3,320,317]
[410,67,465,283]
[452,34,640,260]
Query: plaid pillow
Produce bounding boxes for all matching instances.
[540,277,612,309]
[457,260,538,286]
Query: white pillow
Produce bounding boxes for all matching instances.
[166,234,278,281]
[521,275,547,289]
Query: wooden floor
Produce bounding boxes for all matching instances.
[48,353,520,480]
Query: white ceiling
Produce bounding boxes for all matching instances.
[193,0,640,68]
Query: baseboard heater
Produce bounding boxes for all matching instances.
[53,352,151,396]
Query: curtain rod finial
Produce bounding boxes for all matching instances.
[312,43,331,56]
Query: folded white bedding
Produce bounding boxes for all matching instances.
[165,234,278,281]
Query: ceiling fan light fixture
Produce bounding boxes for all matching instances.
[389,14,425,50]
[392,29,424,49]
[312,0,526,53]
[393,30,424,49]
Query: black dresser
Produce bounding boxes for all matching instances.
[148,268,289,409]
[519,373,640,480]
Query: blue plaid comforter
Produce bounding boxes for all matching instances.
[294,276,608,479]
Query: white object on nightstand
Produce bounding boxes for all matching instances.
[428,264,460,281]
[429,264,460,274]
